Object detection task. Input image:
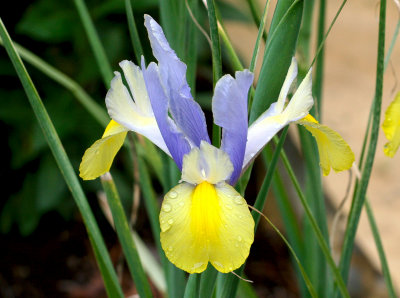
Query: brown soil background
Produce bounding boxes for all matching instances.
[226,0,400,293]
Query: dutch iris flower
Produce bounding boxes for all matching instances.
[80,15,354,273]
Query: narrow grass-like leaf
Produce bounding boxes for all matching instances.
[338,0,386,287]
[365,200,397,298]
[250,0,303,124]
[0,18,123,298]
[101,173,153,298]
[0,39,109,127]
[245,0,267,41]
[125,0,144,64]
[184,274,200,298]
[252,127,289,227]
[277,140,350,298]
[249,206,317,298]
[199,266,218,297]
[73,0,113,87]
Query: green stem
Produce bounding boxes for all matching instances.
[338,0,386,286]
[125,0,144,64]
[0,18,123,298]
[0,39,109,127]
[365,200,397,298]
[73,0,113,87]
[101,174,153,298]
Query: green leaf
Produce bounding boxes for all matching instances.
[0,17,124,297]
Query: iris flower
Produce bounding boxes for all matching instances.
[80,15,354,273]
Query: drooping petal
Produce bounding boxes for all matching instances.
[275,57,298,113]
[144,15,210,146]
[297,114,355,175]
[213,70,254,184]
[382,92,400,157]
[142,62,191,169]
[79,120,127,180]
[243,65,314,169]
[105,69,170,156]
[181,141,233,185]
[160,181,254,274]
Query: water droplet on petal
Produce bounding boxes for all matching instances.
[225,204,233,210]
[234,196,243,205]
[168,219,174,225]
[179,201,184,207]
[229,267,233,271]
[161,223,171,232]
[162,203,172,212]
[168,246,173,252]
[169,191,177,199]
[237,236,242,242]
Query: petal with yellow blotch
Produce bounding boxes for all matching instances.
[298,114,354,176]
[159,181,254,274]
[79,120,127,180]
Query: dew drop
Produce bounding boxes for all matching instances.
[169,191,178,199]
[237,236,242,242]
[162,203,172,212]
[168,219,174,225]
[179,201,184,207]
[168,246,173,252]
[225,204,233,210]
[161,223,171,232]
[234,196,243,205]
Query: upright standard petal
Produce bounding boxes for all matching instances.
[243,65,314,169]
[79,120,127,180]
[105,68,170,156]
[297,114,355,175]
[142,62,191,169]
[159,181,254,273]
[144,15,210,146]
[275,57,298,113]
[382,92,400,157]
[213,70,254,185]
[181,141,234,185]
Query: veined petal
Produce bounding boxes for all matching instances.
[213,70,254,185]
[119,60,153,116]
[142,62,191,169]
[281,67,314,122]
[298,114,355,175]
[79,120,127,180]
[382,92,400,157]
[276,57,298,113]
[144,15,210,146]
[243,64,314,169]
[105,69,170,156]
[181,141,233,185]
[160,181,254,274]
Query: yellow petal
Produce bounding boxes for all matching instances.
[79,121,127,180]
[298,114,355,176]
[160,181,254,274]
[382,92,400,157]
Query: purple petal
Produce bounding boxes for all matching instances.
[212,70,254,184]
[142,60,191,170]
[144,15,210,146]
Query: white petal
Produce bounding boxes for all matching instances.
[119,60,153,116]
[276,57,298,113]
[105,71,170,156]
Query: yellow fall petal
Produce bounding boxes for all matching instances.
[160,181,254,274]
[298,114,355,176]
[382,92,400,157]
[79,120,127,180]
